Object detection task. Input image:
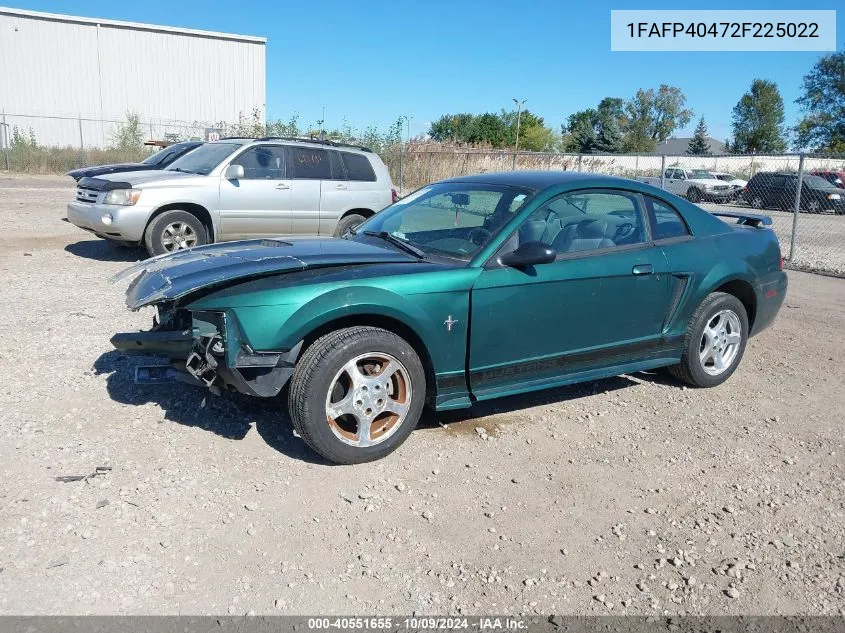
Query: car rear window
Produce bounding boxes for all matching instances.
[341,152,377,182]
[287,147,331,179]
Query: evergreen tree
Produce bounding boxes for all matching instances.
[686,117,711,155]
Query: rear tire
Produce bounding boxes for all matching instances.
[144,210,207,257]
[288,326,426,464]
[667,292,748,388]
[749,196,764,209]
[333,213,367,237]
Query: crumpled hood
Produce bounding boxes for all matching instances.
[112,237,416,309]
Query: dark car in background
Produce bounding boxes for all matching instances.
[743,172,845,214]
[66,141,203,181]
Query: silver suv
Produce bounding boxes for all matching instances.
[67,138,397,256]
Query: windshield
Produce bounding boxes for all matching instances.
[356,183,533,261]
[803,175,836,189]
[690,170,715,179]
[165,142,242,175]
[142,142,193,166]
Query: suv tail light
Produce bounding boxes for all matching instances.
[779,256,784,271]
[391,188,399,204]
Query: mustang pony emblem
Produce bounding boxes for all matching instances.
[444,315,458,331]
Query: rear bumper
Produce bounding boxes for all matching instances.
[751,272,788,337]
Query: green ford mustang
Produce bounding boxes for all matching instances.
[112,171,787,464]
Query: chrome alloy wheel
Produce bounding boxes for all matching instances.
[161,222,198,251]
[325,352,412,447]
[699,309,742,376]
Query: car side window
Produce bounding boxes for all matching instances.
[518,190,646,256]
[326,150,345,180]
[287,147,331,180]
[643,196,691,240]
[231,146,286,180]
[341,152,377,182]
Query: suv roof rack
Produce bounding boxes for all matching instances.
[255,136,373,153]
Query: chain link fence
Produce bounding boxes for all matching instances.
[2,113,843,277]
[383,149,845,277]
[0,112,211,173]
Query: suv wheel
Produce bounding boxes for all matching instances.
[144,210,207,257]
[749,195,764,209]
[334,213,367,237]
[806,199,822,214]
[687,188,702,203]
[668,292,748,388]
[288,326,426,464]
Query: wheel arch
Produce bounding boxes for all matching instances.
[711,277,757,331]
[298,313,437,404]
[341,207,375,220]
[144,203,215,243]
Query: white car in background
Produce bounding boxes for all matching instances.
[711,172,748,200]
[639,167,735,203]
[66,138,398,257]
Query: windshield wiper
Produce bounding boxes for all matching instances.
[169,167,197,174]
[362,231,426,259]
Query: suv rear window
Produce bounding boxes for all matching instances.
[342,152,377,182]
[287,147,331,179]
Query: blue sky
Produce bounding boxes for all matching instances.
[9,0,843,141]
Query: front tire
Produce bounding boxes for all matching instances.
[288,326,426,464]
[334,213,367,237]
[144,210,207,257]
[668,292,748,388]
[687,188,702,203]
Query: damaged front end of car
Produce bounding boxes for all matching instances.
[111,302,302,398]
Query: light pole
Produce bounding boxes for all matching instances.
[512,98,526,169]
[399,114,413,195]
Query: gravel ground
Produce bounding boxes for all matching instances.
[0,175,843,616]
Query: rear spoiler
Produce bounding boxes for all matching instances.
[709,210,772,228]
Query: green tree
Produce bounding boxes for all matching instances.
[110,111,144,149]
[428,113,475,143]
[686,117,711,155]
[624,85,693,152]
[795,50,845,153]
[731,79,787,153]
[467,113,509,147]
[519,125,557,152]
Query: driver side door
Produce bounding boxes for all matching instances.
[468,189,676,399]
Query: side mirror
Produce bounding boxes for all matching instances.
[224,164,244,180]
[498,241,556,268]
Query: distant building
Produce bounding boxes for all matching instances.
[652,137,726,155]
[0,7,266,147]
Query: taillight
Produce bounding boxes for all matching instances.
[779,256,784,271]
[391,188,399,204]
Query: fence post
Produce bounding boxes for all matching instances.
[427,151,433,184]
[788,153,805,261]
[576,154,583,171]
[660,155,667,189]
[398,144,404,195]
[1,110,8,171]
[547,153,553,171]
[634,155,639,178]
[511,150,516,170]
[77,115,85,167]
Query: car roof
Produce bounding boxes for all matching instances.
[215,137,374,154]
[441,170,642,192]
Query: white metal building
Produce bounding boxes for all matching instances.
[0,7,266,147]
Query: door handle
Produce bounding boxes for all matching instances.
[275,183,290,190]
[632,264,654,276]
[335,184,347,190]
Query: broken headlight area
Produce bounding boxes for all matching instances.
[111,307,301,399]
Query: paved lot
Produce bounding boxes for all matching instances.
[0,175,843,616]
